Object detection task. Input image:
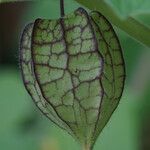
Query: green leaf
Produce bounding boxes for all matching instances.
[106,0,150,17]
[134,13,150,27]
[75,0,150,47]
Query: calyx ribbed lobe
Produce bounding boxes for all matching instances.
[20,7,125,148]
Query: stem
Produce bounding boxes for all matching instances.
[82,148,91,150]
[82,144,92,150]
[60,0,65,17]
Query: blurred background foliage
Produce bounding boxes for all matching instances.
[0,0,150,150]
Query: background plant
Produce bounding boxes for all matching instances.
[0,0,150,150]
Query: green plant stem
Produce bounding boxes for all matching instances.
[82,148,91,150]
[75,0,150,47]
[60,0,65,17]
[82,144,92,150]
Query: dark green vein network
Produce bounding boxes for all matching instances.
[20,7,125,149]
